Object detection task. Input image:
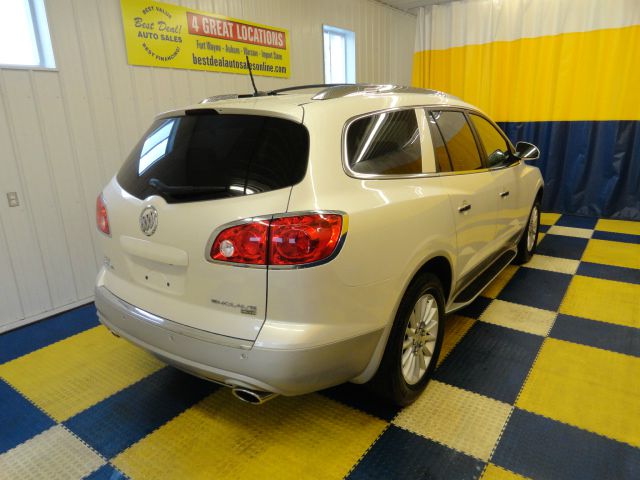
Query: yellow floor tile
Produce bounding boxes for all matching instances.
[517,338,640,447]
[0,425,105,480]
[540,213,561,226]
[546,225,593,239]
[525,254,579,275]
[596,218,640,236]
[559,276,640,328]
[113,389,386,480]
[0,326,163,421]
[481,464,529,480]
[482,265,518,298]
[480,300,556,336]
[439,315,475,366]
[394,380,511,461]
[537,232,545,245]
[581,239,640,270]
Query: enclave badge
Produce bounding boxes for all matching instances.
[139,206,158,236]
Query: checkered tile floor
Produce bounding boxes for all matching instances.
[1,213,639,480]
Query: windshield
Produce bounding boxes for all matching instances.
[117,112,309,203]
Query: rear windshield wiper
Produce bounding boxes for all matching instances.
[148,178,229,196]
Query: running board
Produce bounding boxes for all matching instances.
[446,249,517,314]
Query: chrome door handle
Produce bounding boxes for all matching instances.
[500,191,510,198]
[458,203,471,213]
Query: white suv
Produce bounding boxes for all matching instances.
[95,84,543,406]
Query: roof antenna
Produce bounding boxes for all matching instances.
[246,55,263,96]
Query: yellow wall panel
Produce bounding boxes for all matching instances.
[413,25,640,122]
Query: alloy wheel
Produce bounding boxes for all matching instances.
[401,293,439,385]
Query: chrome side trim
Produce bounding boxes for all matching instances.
[95,286,253,350]
[203,210,349,269]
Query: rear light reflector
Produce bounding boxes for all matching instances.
[209,213,344,267]
[96,194,110,235]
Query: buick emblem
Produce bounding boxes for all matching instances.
[139,206,158,236]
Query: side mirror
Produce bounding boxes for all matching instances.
[514,141,540,161]
[487,149,509,168]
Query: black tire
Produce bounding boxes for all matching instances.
[514,199,541,264]
[369,272,445,407]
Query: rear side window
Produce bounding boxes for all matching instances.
[430,111,483,172]
[469,114,511,167]
[346,109,422,175]
[117,112,309,203]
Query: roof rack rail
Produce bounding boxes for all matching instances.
[198,84,456,104]
[311,84,443,100]
[199,84,349,103]
[267,83,352,95]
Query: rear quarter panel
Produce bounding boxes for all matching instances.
[263,100,458,352]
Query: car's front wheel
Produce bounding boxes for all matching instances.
[370,272,445,406]
[515,199,541,264]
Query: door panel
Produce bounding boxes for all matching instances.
[491,165,522,245]
[441,172,498,284]
[427,110,499,286]
[468,113,521,247]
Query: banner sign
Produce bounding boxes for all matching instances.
[120,0,290,77]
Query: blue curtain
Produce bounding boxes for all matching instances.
[500,121,640,220]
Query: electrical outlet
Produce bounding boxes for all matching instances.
[7,192,19,207]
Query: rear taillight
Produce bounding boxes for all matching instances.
[210,219,270,265]
[96,194,110,235]
[270,214,342,265]
[209,213,345,267]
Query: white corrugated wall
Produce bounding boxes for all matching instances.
[0,0,416,331]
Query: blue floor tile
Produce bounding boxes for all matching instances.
[592,230,640,244]
[577,262,640,285]
[492,408,640,480]
[498,267,572,311]
[0,379,55,454]
[320,383,401,422]
[348,425,485,480]
[0,303,98,364]
[434,322,543,404]
[536,234,588,260]
[64,367,217,459]
[539,224,550,233]
[457,296,493,319]
[556,214,598,229]
[83,464,128,480]
[550,314,640,357]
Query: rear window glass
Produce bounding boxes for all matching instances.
[346,109,422,175]
[117,112,309,203]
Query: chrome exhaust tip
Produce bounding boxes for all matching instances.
[231,388,278,405]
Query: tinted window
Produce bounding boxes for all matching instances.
[346,109,422,175]
[431,111,482,172]
[470,114,511,166]
[427,112,452,172]
[117,113,309,203]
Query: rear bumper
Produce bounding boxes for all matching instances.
[94,286,382,395]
